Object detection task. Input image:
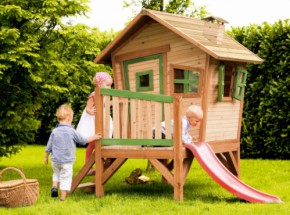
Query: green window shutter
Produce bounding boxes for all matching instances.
[218,63,225,101]
[232,67,248,101]
[184,70,190,92]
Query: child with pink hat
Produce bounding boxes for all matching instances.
[76,71,113,175]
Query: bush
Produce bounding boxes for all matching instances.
[229,20,290,159]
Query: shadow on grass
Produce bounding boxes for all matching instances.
[183,181,247,203]
[71,178,246,204]
[106,181,173,197]
[0,164,247,204]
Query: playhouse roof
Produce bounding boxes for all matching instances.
[94,9,263,65]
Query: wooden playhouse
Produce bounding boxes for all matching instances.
[71,9,263,200]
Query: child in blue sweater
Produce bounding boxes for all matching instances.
[44,104,101,201]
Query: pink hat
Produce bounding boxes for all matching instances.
[94,72,112,86]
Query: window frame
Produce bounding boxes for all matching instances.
[170,64,203,98]
[135,70,154,92]
[218,62,247,102]
[218,63,234,102]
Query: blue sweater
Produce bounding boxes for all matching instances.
[45,124,88,164]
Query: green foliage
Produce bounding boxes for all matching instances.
[123,0,208,18]
[0,0,116,157]
[35,25,116,144]
[229,20,290,159]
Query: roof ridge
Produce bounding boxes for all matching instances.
[143,8,203,22]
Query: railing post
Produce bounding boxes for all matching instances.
[173,95,183,200]
[95,87,104,197]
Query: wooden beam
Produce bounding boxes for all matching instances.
[95,87,105,197]
[173,96,183,201]
[182,157,193,185]
[102,158,127,184]
[200,54,210,141]
[149,159,174,186]
[115,44,171,62]
[69,152,95,194]
[216,153,231,170]
[224,152,238,176]
[76,182,95,190]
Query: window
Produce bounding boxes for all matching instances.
[218,63,247,101]
[135,70,153,92]
[173,67,201,96]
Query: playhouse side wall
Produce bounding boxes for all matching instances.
[205,58,242,142]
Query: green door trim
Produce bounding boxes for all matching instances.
[123,54,164,95]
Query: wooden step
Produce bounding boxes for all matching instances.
[76,182,95,190]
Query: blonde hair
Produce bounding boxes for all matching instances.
[186,105,203,119]
[55,104,74,122]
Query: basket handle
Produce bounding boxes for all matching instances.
[0,167,27,185]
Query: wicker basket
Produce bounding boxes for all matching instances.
[0,167,39,207]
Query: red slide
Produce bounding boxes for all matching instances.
[184,142,282,203]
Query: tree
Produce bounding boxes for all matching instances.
[35,25,116,144]
[123,0,207,19]
[228,20,290,159]
[0,0,115,157]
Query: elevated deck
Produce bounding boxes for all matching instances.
[71,88,239,200]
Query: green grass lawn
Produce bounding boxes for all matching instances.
[0,145,289,215]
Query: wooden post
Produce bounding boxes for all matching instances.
[200,54,210,142]
[173,95,183,200]
[95,87,104,197]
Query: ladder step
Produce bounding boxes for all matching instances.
[76,182,95,190]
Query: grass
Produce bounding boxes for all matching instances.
[0,145,289,215]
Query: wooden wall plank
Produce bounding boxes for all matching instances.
[104,96,111,138]
[164,103,172,139]
[112,97,120,138]
[130,99,136,138]
[154,102,162,139]
[121,98,129,138]
[146,101,153,138]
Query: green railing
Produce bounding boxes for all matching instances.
[98,88,174,147]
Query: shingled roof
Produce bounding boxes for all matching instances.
[94,9,263,65]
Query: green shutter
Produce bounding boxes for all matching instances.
[233,67,248,101]
[218,63,225,101]
[184,70,190,92]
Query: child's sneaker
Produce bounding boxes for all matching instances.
[51,187,58,197]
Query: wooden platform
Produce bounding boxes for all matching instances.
[70,88,239,200]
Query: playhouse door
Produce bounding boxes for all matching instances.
[123,54,164,138]
[123,54,164,94]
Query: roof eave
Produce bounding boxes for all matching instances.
[94,12,150,65]
[216,56,264,64]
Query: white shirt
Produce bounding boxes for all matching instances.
[161,116,192,144]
